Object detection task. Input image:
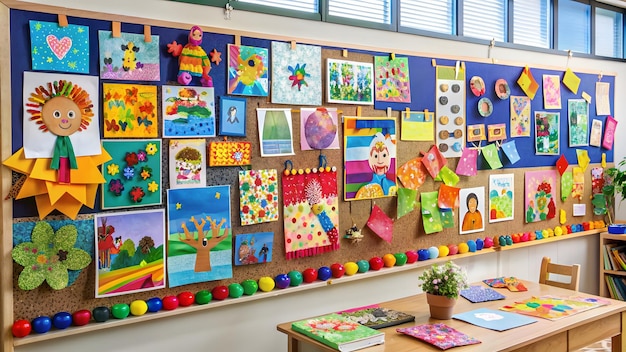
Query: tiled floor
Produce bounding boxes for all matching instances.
[577,338,611,352]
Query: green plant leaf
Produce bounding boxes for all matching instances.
[54,224,78,250]
[65,248,91,270]
[31,221,54,246]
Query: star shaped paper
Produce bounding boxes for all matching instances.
[210,48,222,65]
[556,154,568,176]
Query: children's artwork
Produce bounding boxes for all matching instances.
[510,96,531,137]
[487,124,507,142]
[374,55,411,103]
[489,174,514,223]
[209,141,252,166]
[422,145,447,179]
[592,167,605,194]
[239,169,279,226]
[270,41,322,105]
[563,68,581,94]
[436,65,466,158]
[556,154,569,176]
[6,72,107,219]
[481,143,503,169]
[167,26,214,87]
[219,96,246,137]
[396,324,481,349]
[517,66,539,99]
[460,286,506,303]
[257,108,295,157]
[453,308,537,331]
[344,117,396,200]
[235,232,274,265]
[282,167,339,259]
[401,110,434,141]
[169,139,206,189]
[162,85,215,138]
[438,166,459,186]
[589,119,603,147]
[228,44,269,96]
[98,30,160,81]
[456,148,478,177]
[300,107,339,150]
[534,111,560,155]
[499,295,604,321]
[572,167,584,201]
[101,140,162,209]
[438,184,460,209]
[495,78,510,99]
[501,140,521,164]
[561,171,573,201]
[103,83,158,138]
[576,149,590,171]
[95,209,166,297]
[567,99,589,147]
[542,74,562,109]
[596,81,611,115]
[167,186,232,287]
[29,20,89,73]
[397,157,427,190]
[459,187,485,235]
[326,58,374,105]
[467,124,486,143]
[421,191,443,234]
[525,170,557,223]
[483,277,528,291]
[367,204,394,243]
[397,187,418,219]
[603,115,617,150]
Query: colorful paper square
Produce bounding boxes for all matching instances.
[30,20,89,74]
[239,169,279,226]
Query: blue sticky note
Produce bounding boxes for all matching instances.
[29,20,90,73]
[501,140,521,164]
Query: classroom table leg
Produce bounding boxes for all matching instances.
[287,336,299,352]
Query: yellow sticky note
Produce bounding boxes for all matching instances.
[576,149,590,171]
[581,91,592,104]
[517,66,539,100]
[563,68,581,94]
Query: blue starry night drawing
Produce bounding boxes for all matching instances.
[29,20,90,74]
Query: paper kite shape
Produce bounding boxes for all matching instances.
[422,145,447,179]
[561,171,573,201]
[421,191,443,234]
[482,143,503,169]
[576,149,590,172]
[456,148,478,176]
[501,140,520,165]
[397,157,428,190]
[556,154,569,176]
[397,187,418,219]
[517,66,539,99]
[367,204,394,243]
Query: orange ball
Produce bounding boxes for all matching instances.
[382,253,396,267]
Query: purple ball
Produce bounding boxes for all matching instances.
[275,274,291,289]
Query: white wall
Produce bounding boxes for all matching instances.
[11,1,624,351]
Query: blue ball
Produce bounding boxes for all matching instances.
[146,297,163,313]
[505,235,513,246]
[535,230,544,239]
[317,266,332,281]
[427,246,439,259]
[31,316,52,334]
[499,236,507,246]
[52,312,72,330]
[467,240,477,252]
[417,249,429,261]
[475,238,484,250]
[275,274,291,289]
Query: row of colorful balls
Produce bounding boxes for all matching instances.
[11,220,604,338]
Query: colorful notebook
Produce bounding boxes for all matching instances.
[453,308,537,331]
[338,305,415,329]
[460,285,506,303]
[396,323,481,350]
[291,313,385,351]
[483,277,528,291]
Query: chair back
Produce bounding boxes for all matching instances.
[539,256,580,291]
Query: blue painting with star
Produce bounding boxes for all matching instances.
[29,20,89,73]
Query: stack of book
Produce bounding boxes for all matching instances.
[603,242,626,300]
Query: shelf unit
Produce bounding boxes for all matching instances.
[599,232,626,299]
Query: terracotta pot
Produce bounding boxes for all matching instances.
[426,293,457,320]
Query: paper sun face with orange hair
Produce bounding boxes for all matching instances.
[3,72,110,219]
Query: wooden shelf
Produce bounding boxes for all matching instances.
[600,232,626,299]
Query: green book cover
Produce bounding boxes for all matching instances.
[291,313,385,351]
[339,306,415,329]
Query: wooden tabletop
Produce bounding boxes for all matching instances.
[277,281,626,352]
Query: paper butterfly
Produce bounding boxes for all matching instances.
[137,116,153,127]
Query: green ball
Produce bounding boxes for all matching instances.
[356,260,370,273]
[393,253,408,266]
[228,283,244,298]
[195,290,213,305]
[241,279,259,295]
[288,271,303,286]
[111,303,130,319]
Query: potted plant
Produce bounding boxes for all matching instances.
[594,159,626,227]
[418,261,469,319]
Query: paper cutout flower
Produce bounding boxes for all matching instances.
[148,180,159,193]
[12,222,91,290]
[123,166,135,180]
[125,152,139,167]
[130,186,145,202]
[288,63,310,91]
[108,179,124,196]
[140,166,152,180]
[137,150,147,162]
[146,143,158,155]
[107,163,120,176]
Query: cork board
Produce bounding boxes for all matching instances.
[7,8,612,321]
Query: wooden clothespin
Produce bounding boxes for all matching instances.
[58,14,68,27]
[234,35,241,47]
[386,107,392,118]
[290,40,296,50]
[356,106,361,117]
[144,25,152,43]
[389,52,395,61]
[112,22,121,38]
[404,107,411,119]
[431,58,437,67]
[342,49,348,58]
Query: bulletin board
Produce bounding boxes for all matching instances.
[1,3,615,347]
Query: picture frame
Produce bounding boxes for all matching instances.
[219,96,247,137]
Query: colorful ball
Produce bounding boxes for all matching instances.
[483,237,494,248]
[318,266,332,280]
[212,285,230,300]
[382,254,396,267]
[356,260,370,272]
[437,245,449,257]
[288,271,304,286]
[447,244,459,255]
[146,297,163,312]
[466,240,477,252]
[475,238,484,250]
[92,307,110,323]
[177,291,195,306]
[344,262,359,276]
[417,249,430,261]
[368,257,384,270]
[302,268,318,282]
[228,283,245,297]
[31,316,52,334]
[162,295,179,310]
[394,252,408,266]
[130,300,148,316]
[52,312,72,329]
[330,263,346,278]
[111,304,130,319]
[241,279,259,295]
[258,276,276,292]
[274,274,291,289]
[457,242,469,254]
[72,310,91,326]
[427,246,439,259]
[12,319,32,338]
[195,290,213,304]
[405,251,418,263]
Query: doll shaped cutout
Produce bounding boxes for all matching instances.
[167,26,213,87]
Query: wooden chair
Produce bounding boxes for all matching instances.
[539,256,580,291]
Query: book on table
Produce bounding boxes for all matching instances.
[291,313,385,351]
[337,304,415,329]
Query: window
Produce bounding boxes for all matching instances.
[512,0,551,48]
[557,0,591,54]
[462,0,507,41]
[595,7,624,58]
[237,0,318,13]
[399,0,456,35]
[327,0,392,25]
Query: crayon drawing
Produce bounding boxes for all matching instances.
[567,99,589,147]
[162,85,215,138]
[534,111,560,155]
[257,108,295,157]
[271,41,322,105]
[327,58,374,105]
[525,170,557,223]
[29,20,89,74]
[228,44,269,96]
[103,83,158,138]
[98,30,160,81]
[374,55,411,103]
[489,174,514,223]
[510,96,531,137]
[169,139,206,189]
[95,209,166,297]
[167,186,232,287]
[235,232,274,265]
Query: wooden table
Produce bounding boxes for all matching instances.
[277,281,626,352]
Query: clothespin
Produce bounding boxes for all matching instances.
[404,107,411,119]
[356,106,361,117]
[291,40,296,50]
[455,60,460,79]
[488,38,495,62]
[598,71,603,81]
[431,58,437,67]
[112,22,121,38]
[386,107,392,118]
[566,50,572,67]
[342,49,348,58]
[225,0,234,20]
[57,14,68,27]
[423,109,431,121]
[144,25,152,43]
[234,35,241,46]
[389,52,395,61]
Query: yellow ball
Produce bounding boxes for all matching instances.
[458,242,469,254]
[382,253,396,267]
[258,276,275,292]
[130,300,148,316]
[542,229,550,238]
[344,262,359,276]
[554,226,563,236]
[438,245,450,257]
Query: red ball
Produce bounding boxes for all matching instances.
[72,310,92,326]
[302,268,318,283]
[177,291,195,307]
[212,285,229,300]
[368,257,384,271]
[447,244,459,255]
[162,295,179,310]
[405,250,418,264]
[12,319,31,338]
[330,263,346,278]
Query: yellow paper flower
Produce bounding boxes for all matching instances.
[146,143,158,155]
[107,163,120,176]
[147,180,159,193]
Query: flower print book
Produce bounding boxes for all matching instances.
[396,323,481,350]
[338,304,415,329]
[291,313,385,351]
